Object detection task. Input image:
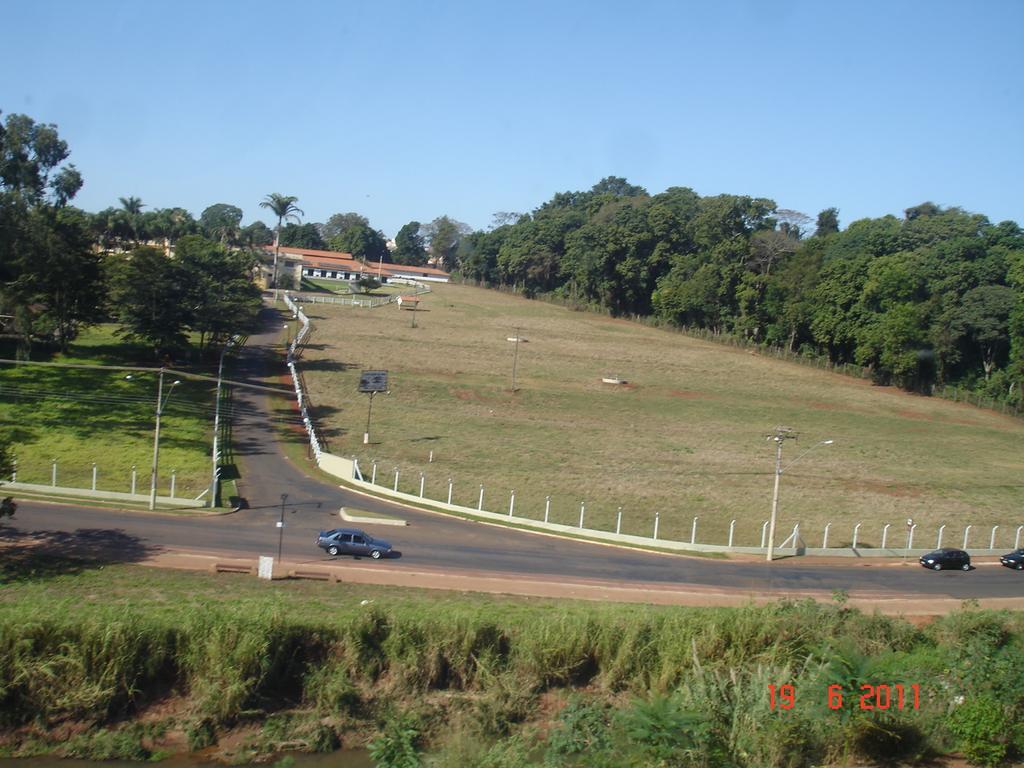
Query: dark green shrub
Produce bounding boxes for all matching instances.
[948,696,1010,767]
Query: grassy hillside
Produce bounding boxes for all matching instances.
[0,325,219,499]
[296,284,1024,547]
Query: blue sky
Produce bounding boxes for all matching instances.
[2,0,1021,237]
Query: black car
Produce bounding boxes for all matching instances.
[1000,548,1024,570]
[919,548,971,571]
[316,528,392,560]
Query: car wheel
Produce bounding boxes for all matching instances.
[1016,563,1023,571]
[370,549,382,560]
[932,563,942,571]
[328,545,340,556]
[961,563,970,571]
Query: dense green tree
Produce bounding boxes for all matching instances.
[961,285,1016,380]
[815,207,840,237]
[328,223,388,262]
[108,245,191,356]
[424,215,469,272]
[239,220,274,247]
[321,212,369,240]
[392,221,428,266]
[175,235,262,355]
[279,222,325,250]
[199,203,243,245]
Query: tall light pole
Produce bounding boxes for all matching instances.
[277,493,288,562]
[128,369,181,511]
[209,338,237,508]
[765,428,833,562]
[507,329,527,392]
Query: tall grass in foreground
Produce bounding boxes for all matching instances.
[0,594,1021,766]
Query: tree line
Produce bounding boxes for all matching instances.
[452,177,1024,402]
[0,111,261,361]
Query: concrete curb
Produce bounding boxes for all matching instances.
[339,506,408,527]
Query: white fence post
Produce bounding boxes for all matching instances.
[544,496,550,523]
[170,470,176,498]
[131,464,137,495]
[728,519,736,548]
[509,489,515,518]
[963,525,972,550]
[578,502,585,529]
[393,468,399,492]
[761,520,769,548]
[371,462,377,485]
[937,524,946,549]
[447,478,453,505]
[691,516,698,544]
[1016,525,1023,549]
[990,526,998,550]
[653,511,660,540]
[478,484,484,511]
[51,459,57,487]
[881,523,890,550]
[617,507,623,535]
[419,472,425,498]
[822,522,831,549]
[908,523,917,551]
[91,462,97,491]
[852,522,862,549]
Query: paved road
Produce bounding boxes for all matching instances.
[6,308,1023,601]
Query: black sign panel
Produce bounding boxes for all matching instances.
[359,370,389,393]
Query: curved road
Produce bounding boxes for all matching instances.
[7,309,1023,602]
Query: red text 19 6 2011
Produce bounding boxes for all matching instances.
[768,684,922,711]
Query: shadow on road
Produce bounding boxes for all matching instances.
[0,526,159,584]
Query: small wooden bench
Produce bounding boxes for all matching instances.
[288,569,340,582]
[210,562,254,575]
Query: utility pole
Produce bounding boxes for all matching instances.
[766,426,797,562]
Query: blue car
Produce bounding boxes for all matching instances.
[316,528,392,560]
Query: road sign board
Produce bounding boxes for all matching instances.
[359,370,389,393]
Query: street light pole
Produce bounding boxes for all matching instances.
[277,493,288,562]
[765,430,833,562]
[148,369,180,511]
[209,340,235,508]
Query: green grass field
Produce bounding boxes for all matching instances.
[0,325,220,500]
[295,283,1024,547]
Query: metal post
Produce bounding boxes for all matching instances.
[822,522,831,549]
[509,489,515,518]
[131,464,137,495]
[210,341,230,508]
[478,484,484,511]
[393,468,399,492]
[277,493,287,564]
[578,502,585,529]
[761,520,769,548]
[617,507,624,536]
[905,524,917,562]
[937,524,946,549]
[91,462,97,491]
[544,495,550,523]
[881,523,891,550]
[1016,525,1023,549]
[852,522,862,549]
[511,327,520,392]
[170,470,176,499]
[429,450,433,463]
[963,525,972,550]
[10,457,15,482]
[364,391,375,445]
[419,472,425,498]
[691,516,698,544]
[149,370,164,510]
[372,462,378,485]
[51,458,57,487]
[766,437,784,561]
[728,519,736,548]
[990,526,998,550]
[653,511,660,540]
[447,478,453,505]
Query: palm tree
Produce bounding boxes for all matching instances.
[118,196,146,243]
[259,193,303,299]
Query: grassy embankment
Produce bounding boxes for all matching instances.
[0,325,230,503]
[0,558,1020,767]
[293,283,1024,548]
